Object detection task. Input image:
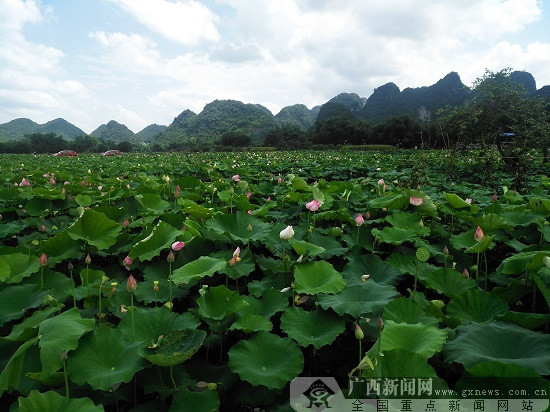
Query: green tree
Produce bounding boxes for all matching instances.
[219,131,251,147]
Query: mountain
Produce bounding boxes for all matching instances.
[360,82,408,124]
[275,104,314,129]
[157,100,278,144]
[137,124,167,141]
[91,120,136,143]
[328,93,365,114]
[0,117,85,141]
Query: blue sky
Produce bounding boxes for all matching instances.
[1,0,549,133]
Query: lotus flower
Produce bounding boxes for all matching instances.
[49,178,56,185]
[171,241,185,251]
[474,226,485,242]
[232,174,240,182]
[123,256,133,270]
[465,198,472,204]
[174,185,181,198]
[279,225,294,240]
[123,218,129,228]
[229,247,241,266]
[305,199,320,212]
[20,178,30,187]
[410,197,423,206]
[39,253,48,267]
[126,274,137,292]
[463,268,470,278]
[378,178,385,186]
[355,213,364,226]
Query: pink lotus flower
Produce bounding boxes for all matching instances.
[43,173,50,178]
[123,256,133,270]
[277,177,282,184]
[49,178,56,185]
[305,199,320,212]
[126,274,137,292]
[474,226,485,242]
[355,213,364,226]
[229,247,241,266]
[39,253,48,267]
[20,178,30,187]
[174,185,180,198]
[246,191,251,198]
[247,210,252,215]
[232,174,240,182]
[123,218,129,228]
[410,197,423,206]
[81,180,87,186]
[64,181,70,185]
[171,241,185,251]
[465,198,472,204]
[378,178,385,186]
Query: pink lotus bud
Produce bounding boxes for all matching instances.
[49,178,56,185]
[229,247,241,266]
[167,250,175,263]
[378,178,385,186]
[355,213,364,226]
[123,218,129,228]
[40,224,47,232]
[443,245,449,255]
[376,315,384,330]
[97,185,102,191]
[174,185,180,198]
[277,177,282,184]
[365,210,371,219]
[474,226,485,242]
[465,198,472,204]
[305,199,320,212]
[123,256,133,269]
[20,178,30,187]
[61,188,66,195]
[355,323,364,340]
[492,193,498,203]
[171,241,185,251]
[247,210,252,215]
[246,191,251,198]
[126,274,137,292]
[43,173,50,178]
[410,196,423,206]
[39,253,48,267]
[232,174,240,182]
[266,196,271,202]
[85,254,91,265]
[81,180,87,186]
[64,181,70,185]
[463,268,470,278]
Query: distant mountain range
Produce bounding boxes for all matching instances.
[1,71,548,144]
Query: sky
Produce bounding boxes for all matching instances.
[1,0,549,134]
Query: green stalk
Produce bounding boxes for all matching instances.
[483,252,488,290]
[170,366,178,391]
[413,259,419,298]
[476,253,480,288]
[86,264,91,302]
[69,267,76,308]
[62,361,69,399]
[40,267,44,289]
[130,293,135,342]
[168,262,173,310]
[358,340,362,365]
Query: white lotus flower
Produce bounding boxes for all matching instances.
[279,225,294,240]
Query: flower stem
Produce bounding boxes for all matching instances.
[40,267,44,289]
[62,361,69,399]
[130,293,135,342]
[170,366,178,391]
[69,268,76,308]
[168,262,173,311]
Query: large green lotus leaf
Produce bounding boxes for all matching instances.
[342,254,401,286]
[171,388,220,412]
[75,194,93,207]
[289,239,326,258]
[385,253,439,279]
[423,268,476,297]
[385,211,422,229]
[5,305,61,342]
[0,221,27,238]
[473,214,509,231]
[228,331,304,390]
[67,209,121,250]
[450,229,477,250]
[0,335,39,393]
[14,390,102,412]
[497,311,550,330]
[293,261,345,295]
[369,194,407,210]
[465,236,493,253]
[0,284,49,327]
[362,349,438,378]
[1,253,39,284]
[25,198,53,216]
[443,193,473,209]
[497,251,550,275]
[119,306,200,345]
[205,212,272,242]
[39,230,82,265]
[280,307,345,349]
[444,322,550,375]
[501,210,545,227]
[466,361,541,378]
[382,298,439,325]
[142,329,206,367]
[446,289,508,324]
[380,320,447,359]
[171,256,227,284]
[317,281,399,318]
[0,257,10,282]
[371,227,416,245]
[238,288,288,318]
[68,325,146,391]
[180,199,215,220]
[135,193,170,213]
[197,285,246,320]
[216,248,255,280]
[38,308,95,375]
[307,232,348,259]
[229,314,273,333]
[134,261,189,305]
[129,221,182,261]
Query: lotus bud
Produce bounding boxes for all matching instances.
[419,219,424,228]
[167,250,175,263]
[452,261,457,270]
[247,223,252,231]
[365,210,371,219]
[297,254,304,263]
[305,199,320,212]
[68,261,73,271]
[123,218,129,228]
[378,178,385,186]
[409,196,423,206]
[85,254,91,265]
[431,300,445,309]
[40,224,46,232]
[355,213,364,226]
[376,315,384,331]
[123,256,133,269]
[474,226,485,242]
[229,247,241,266]
[279,225,295,240]
[111,281,118,294]
[174,185,180,198]
[126,274,137,293]
[491,193,498,203]
[361,274,370,282]
[355,323,364,340]
[280,286,292,293]
[443,245,449,255]
[463,268,469,278]
[153,280,159,292]
[39,253,48,267]
[171,241,185,251]
[60,351,68,363]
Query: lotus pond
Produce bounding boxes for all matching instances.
[0,150,549,411]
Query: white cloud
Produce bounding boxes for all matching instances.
[108,0,220,45]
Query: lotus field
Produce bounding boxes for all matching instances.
[0,150,549,411]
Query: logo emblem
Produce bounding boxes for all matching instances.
[303,379,335,408]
